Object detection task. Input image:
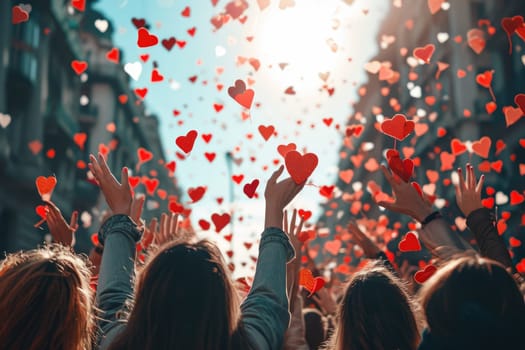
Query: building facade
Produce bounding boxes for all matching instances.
[0,0,180,254]
[317,0,525,267]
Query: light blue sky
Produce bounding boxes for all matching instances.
[94,0,389,274]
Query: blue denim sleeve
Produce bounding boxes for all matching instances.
[95,215,142,349]
[240,227,295,350]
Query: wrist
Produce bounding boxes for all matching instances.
[264,206,283,229]
[414,206,434,223]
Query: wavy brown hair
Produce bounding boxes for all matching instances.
[0,244,94,350]
[108,240,246,350]
[326,261,420,350]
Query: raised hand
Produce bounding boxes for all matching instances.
[283,209,305,257]
[45,201,78,247]
[311,287,338,316]
[264,165,305,229]
[377,165,434,222]
[155,213,180,246]
[455,164,484,217]
[88,153,133,218]
[347,221,380,258]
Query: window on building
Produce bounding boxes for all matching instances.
[10,11,40,83]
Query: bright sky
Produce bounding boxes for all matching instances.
[94,0,389,275]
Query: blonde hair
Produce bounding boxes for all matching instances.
[0,244,94,350]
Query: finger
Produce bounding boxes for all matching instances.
[131,196,145,223]
[475,174,485,194]
[290,209,297,235]
[283,210,289,234]
[269,165,284,184]
[121,167,130,190]
[468,164,476,190]
[160,213,168,240]
[296,216,305,238]
[457,168,467,193]
[98,152,112,176]
[149,217,158,234]
[169,213,177,235]
[173,214,180,235]
[70,211,79,230]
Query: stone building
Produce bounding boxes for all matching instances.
[0,1,180,254]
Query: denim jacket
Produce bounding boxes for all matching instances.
[95,214,294,350]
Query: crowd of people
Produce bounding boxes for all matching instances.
[0,153,524,350]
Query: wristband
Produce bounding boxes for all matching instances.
[94,245,104,255]
[421,211,442,226]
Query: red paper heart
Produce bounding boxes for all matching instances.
[137,28,159,48]
[471,136,491,158]
[515,93,525,114]
[413,44,435,64]
[510,190,524,205]
[299,268,325,295]
[204,152,216,162]
[345,125,364,137]
[106,48,120,63]
[503,106,523,127]
[71,0,86,11]
[162,37,176,51]
[243,179,259,198]
[187,27,196,37]
[387,153,414,182]
[151,69,164,82]
[73,132,87,150]
[198,219,211,230]
[380,114,414,141]
[228,80,255,109]
[232,174,244,184]
[71,60,88,75]
[35,205,47,220]
[188,186,206,203]
[258,125,275,141]
[137,147,153,163]
[165,161,176,173]
[169,201,184,214]
[398,232,422,252]
[450,138,468,155]
[36,176,57,199]
[211,213,231,233]
[134,88,148,99]
[325,240,342,256]
[475,70,493,88]
[297,209,311,221]
[277,143,297,157]
[414,265,437,284]
[143,178,159,195]
[12,6,29,24]
[285,151,319,184]
[213,103,223,112]
[131,18,146,29]
[181,6,191,17]
[176,130,198,153]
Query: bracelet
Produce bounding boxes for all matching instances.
[421,211,442,226]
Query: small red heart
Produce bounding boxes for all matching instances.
[137,27,159,48]
[322,118,333,127]
[142,178,159,195]
[515,93,525,114]
[413,44,435,64]
[299,268,325,295]
[134,88,148,99]
[181,6,191,17]
[398,232,422,252]
[176,40,187,48]
[414,265,437,284]
[387,153,414,182]
[319,185,335,199]
[475,70,493,88]
[284,86,296,95]
[12,6,29,24]
[198,219,211,230]
[71,60,88,75]
[324,240,342,256]
[501,16,523,36]
[187,27,197,37]
[36,176,57,200]
[277,143,296,157]
[503,106,523,127]
[232,174,244,185]
[137,147,153,163]
[131,18,146,29]
[169,201,184,214]
[510,190,524,205]
[243,179,259,198]
[258,125,275,141]
[285,151,319,184]
[471,136,491,158]
[298,209,312,221]
[188,186,206,203]
[213,103,223,112]
[165,161,176,173]
[380,114,414,141]
[105,48,120,63]
[450,138,468,155]
[204,152,216,162]
[228,80,255,109]
[211,213,231,233]
[176,130,198,154]
[73,132,87,150]
[162,37,176,51]
[345,124,364,137]
[151,69,164,82]
[35,205,47,220]
[71,0,86,12]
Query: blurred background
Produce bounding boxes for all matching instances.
[0,0,523,277]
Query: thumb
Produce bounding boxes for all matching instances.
[70,210,79,230]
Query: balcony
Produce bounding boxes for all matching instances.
[79,104,99,125]
[45,103,79,138]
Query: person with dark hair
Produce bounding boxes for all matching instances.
[304,308,328,350]
[88,153,305,350]
[0,244,94,350]
[418,255,525,350]
[324,261,421,350]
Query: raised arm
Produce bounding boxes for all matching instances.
[377,165,473,259]
[455,164,513,269]
[88,153,144,348]
[240,165,304,350]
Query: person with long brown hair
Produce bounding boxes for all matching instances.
[324,261,421,350]
[0,244,94,350]
[418,255,525,350]
[88,153,305,350]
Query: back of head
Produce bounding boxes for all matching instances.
[109,240,240,350]
[419,255,525,350]
[304,308,326,350]
[333,261,420,350]
[0,244,93,350]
